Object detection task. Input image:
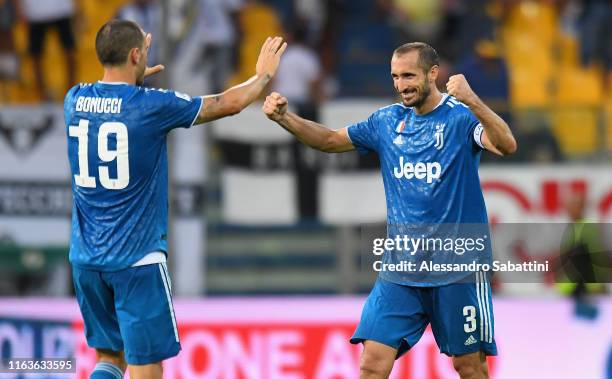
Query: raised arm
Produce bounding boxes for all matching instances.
[263,92,354,153]
[447,74,517,156]
[196,37,287,124]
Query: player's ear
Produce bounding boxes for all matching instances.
[129,47,141,65]
[428,65,439,83]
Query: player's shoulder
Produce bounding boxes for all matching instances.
[139,87,200,112]
[443,95,472,115]
[441,95,477,123]
[142,87,195,102]
[64,82,94,111]
[372,102,409,120]
[65,82,92,100]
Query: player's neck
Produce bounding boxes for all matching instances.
[102,66,137,85]
[413,90,443,116]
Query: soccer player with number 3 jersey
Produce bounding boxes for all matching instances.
[263,42,517,379]
[65,20,286,379]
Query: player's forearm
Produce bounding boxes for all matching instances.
[218,74,271,112]
[276,112,336,152]
[198,74,271,123]
[465,95,517,155]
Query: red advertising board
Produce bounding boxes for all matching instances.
[1,298,609,378]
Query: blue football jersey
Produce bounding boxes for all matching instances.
[65,82,202,271]
[348,94,492,286]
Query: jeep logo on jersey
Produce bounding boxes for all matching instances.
[434,123,445,150]
[393,157,442,183]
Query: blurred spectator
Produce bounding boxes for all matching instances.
[557,193,607,319]
[265,0,294,26]
[293,0,324,46]
[272,24,322,121]
[116,0,162,87]
[0,0,19,101]
[230,0,282,86]
[443,0,498,61]
[509,111,563,163]
[377,0,443,46]
[272,23,323,219]
[314,0,344,98]
[454,39,511,122]
[196,0,243,92]
[577,0,611,83]
[20,0,77,101]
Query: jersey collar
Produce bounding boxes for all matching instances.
[97,81,129,85]
[434,93,449,110]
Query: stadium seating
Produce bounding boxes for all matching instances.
[501,2,556,109]
[501,0,607,157]
[3,0,609,158]
[550,108,600,156]
[6,0,125,103]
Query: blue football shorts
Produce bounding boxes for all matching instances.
[351,273,497,358]
[72,262,180,365]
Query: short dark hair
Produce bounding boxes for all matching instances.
[393,42,440,73]
[95,19,144,66]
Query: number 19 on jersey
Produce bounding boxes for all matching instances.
[69,119,130,190]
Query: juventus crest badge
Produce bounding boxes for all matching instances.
[434,123,445,150]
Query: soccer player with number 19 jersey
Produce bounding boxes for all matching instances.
[263,43,517,378]
[65,20,286,379]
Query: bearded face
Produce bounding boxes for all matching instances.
[391,51,436,108]
[397,72,431,108]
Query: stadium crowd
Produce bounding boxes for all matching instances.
[1,0,611,160]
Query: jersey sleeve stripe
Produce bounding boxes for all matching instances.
[189,96,204,127]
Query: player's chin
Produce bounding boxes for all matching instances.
[400,92,419,107]
[401,97,419,107]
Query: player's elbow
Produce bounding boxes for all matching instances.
[319,140,335,153]
[498,136,517,156]
[319,131,342,153]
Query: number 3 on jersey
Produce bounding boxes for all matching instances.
[69,119,130,190]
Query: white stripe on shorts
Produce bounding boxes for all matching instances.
[161,262,172,292]
[474,272,484,341]
[476,272,489,341]
[482,273,493,343]
[159,263,179,342]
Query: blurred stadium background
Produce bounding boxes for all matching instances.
[0,0,611,378]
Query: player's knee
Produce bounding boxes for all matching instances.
[452,362,479,379]
[95,349,127,372]
[452,355,481,379]
[359,360,388,378]
[128,362,163,379]
[359,352,392,378]
[359,341,396,378]
[480,360,490,379]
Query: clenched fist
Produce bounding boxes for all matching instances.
[263,92,288,122]
[256,37,287,79]
[446,74,476,105]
